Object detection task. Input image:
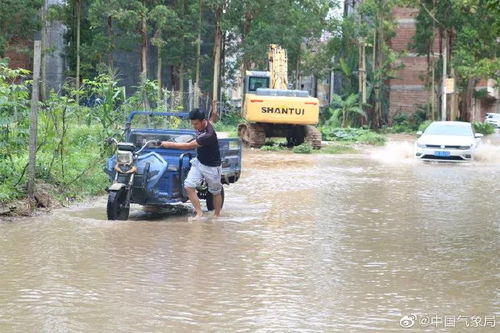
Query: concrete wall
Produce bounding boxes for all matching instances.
[5,0,66,95]
[43,0,66,94]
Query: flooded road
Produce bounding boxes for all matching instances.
[1,142,499,332]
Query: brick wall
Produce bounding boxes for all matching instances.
[388,7,436,120]
[4,40,32,70]
[389,56,428,86]
[390,89,430,116]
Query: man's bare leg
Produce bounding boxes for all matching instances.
[213,193,222,218]
[185,186,203,220]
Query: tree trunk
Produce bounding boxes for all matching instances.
[141,16,148,80]
[431,58,436,120]
[76,0,81,104]
[194,0,202,109]
[463,78,477,122]
[41,2,47,100]
[211,6,223,121]
[195,0,202,91]
[140,13,149,110]
[107,15,114,67]
[157,47,162,99]
[373,9,384,128]
[441,30,448,121]
[170,65,176,90]
[179,0,188,103]
[179,62,184,94]
[220,31,226,102]
[295,45,301,89]
[240,9,253,90]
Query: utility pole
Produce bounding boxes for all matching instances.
[28,40,42,201]
[441,30,447,121]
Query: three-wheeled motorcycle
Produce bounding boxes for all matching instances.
[104,111,242,220]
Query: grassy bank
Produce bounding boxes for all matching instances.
[0,64,179,215]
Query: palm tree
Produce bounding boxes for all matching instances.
[329,93,366,128]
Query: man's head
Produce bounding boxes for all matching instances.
[188,108,207,131]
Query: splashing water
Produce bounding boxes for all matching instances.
[370,141,417,163]
[473,142,500,164]
[371,135,500,165]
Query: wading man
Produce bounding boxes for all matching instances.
[159,109,222,220]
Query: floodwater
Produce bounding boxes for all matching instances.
[1,136,499,332]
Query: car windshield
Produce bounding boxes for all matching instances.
[487,114,500,119]
[424,123,473,136]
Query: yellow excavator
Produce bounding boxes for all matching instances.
[237,44,322,149]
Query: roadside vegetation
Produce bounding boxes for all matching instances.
[472,122,496,135]
[0,63,185,209]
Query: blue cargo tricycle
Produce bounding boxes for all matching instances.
[104,111,242,220]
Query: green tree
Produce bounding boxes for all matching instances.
[149,4,179,94]
[0,61,31,165]
[0,0,43,57]
[224,0,335,89]
[329,93,366,128]
[411,0,500,121]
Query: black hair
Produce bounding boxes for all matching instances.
[188,108,206,121]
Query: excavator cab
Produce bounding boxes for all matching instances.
[238,45,322,149]
[245,71,271,93]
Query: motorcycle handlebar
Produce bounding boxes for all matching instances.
[135,140,160,154]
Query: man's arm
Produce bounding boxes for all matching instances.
[160,140,199,150]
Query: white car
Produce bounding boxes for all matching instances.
[484,113,500,128]
[415,121,483,162]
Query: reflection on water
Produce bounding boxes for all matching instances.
[1,144,499,331]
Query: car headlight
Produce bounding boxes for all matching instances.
[117,150,133,165]
[416,143,426,148]
[458,145,471,150]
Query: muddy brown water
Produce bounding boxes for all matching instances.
[1,139,499,332]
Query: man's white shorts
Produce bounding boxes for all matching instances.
[184,158,222,194]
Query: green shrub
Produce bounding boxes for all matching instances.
[260,145,283,151]
[418,120,433,132]
[293,143,313,154]
[320,127,386,145]
[473,122,495,135]
[263,140,277,146]
[356,131,386,145]
[214,111,242,133]
[319,144,356,154]
[387,107,430,133]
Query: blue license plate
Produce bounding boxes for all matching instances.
[434,151,450,157]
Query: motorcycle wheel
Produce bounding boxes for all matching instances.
[107,188,130,220]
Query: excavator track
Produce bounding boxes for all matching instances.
[238,123,266,148]
[304,125,322,149]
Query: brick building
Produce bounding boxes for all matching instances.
[388,8,438,119]
[4,40,32,70]
[5,0,66,94]
[388,7,498,121]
